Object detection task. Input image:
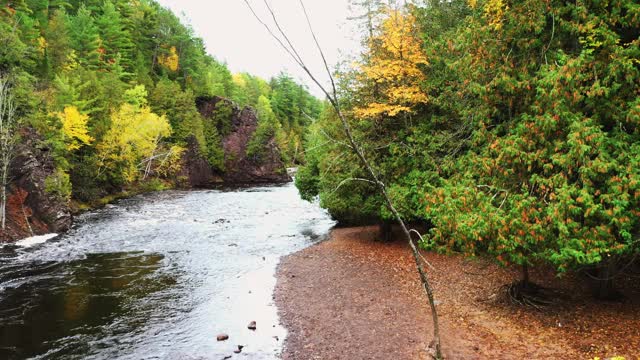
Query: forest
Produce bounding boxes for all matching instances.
[295,0,639,300]
[0,0,639,358]
[0,0,320,218]
[0,0,637,301]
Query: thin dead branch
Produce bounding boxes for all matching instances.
[242,1,443,357]
[330,177,377,195]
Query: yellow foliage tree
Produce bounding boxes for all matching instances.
[353,8,428,119]
[468,0,507,30]
[232,73,246,88]
[154,145,186,178]
[158,45,179,72]
[55,106,94,151]
[97,103,172,183]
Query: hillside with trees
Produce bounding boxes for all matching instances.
[0,0,639,358]
[0,0,320,240]
[295,0,639,299]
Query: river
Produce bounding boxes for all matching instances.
[0,182,335,359]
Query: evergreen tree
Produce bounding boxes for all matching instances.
[67,4,101,69]
[246,95,282,162]
[45,9,71,76]
[96,0,132,74]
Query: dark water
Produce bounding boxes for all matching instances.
[0,183,335,359]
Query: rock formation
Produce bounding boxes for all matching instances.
[178,135,216,188]
[1,128,72,242]
[194,96,291,184]
[2,96,290,242]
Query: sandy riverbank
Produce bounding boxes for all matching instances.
[274,226,640,359]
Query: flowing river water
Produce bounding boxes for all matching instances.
[0,182,335,359]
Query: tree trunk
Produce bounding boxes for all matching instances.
[521,263,530,288]
[0,75,17,231]
[1,175,5,230]
[379,219,392,242]
[595,259,617,300]
[21,203,33,237]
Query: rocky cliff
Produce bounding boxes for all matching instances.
[189,96,291,185]
[2,97,290,242]
[1,128,72,242]
[177,135,216,188]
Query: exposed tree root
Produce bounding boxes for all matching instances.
[500,280,561,310]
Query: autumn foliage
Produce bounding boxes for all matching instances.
[54,106,93,151]
[353,8,428,119]
[296,0,640,292]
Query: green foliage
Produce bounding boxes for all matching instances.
[201,59,234,98]
[204,124,225,171]
[44,169,72,202]
[246,95,282,162]
[96,0,133,76]
[269,72,321,165]
[210,100,234,136]
[298,0,640,276]
[67,4,101,69]
[2,0,318,206]
[201,100,233,171]
[149,78,206,149]
[231,72,270,108]
[295,105,384,224]
[45,9,72,76]
[418,0,640,273]
[138,177,168,192]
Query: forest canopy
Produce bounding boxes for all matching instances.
[295,0,640,294]
[0,0,320,205]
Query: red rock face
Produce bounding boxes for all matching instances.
[1,128,72,242]
[178,135,216,188]
[196,96,291,184]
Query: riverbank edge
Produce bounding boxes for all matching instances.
[4,177,293,244]
[273,226,640,359]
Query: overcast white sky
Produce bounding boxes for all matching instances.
[155,0,362,97]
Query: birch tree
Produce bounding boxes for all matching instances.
[0,74,17,230]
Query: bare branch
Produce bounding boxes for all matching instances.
[242,0,304,68]
[298,0,338,100]
[409,229,436,271]
[244,3,443,357]
[319,128,353,150]
[330,177,377,195]
[263,0,306,65]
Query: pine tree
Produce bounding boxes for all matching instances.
[67,4,101,69]
[246,95,282,162]
[45,8,72,75]
[96,0,132,74]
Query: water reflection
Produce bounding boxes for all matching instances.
[0,252,168,359]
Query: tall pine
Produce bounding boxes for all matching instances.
[68,4,101,70]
